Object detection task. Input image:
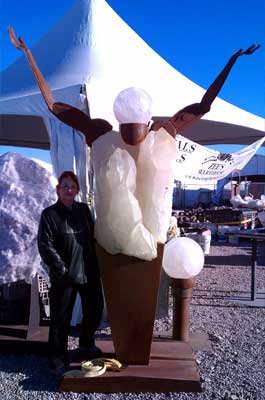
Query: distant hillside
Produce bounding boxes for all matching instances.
[0,152,56,284]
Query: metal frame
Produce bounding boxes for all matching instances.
[225,228,265,307]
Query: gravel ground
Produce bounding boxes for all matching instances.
[0,240,265,400]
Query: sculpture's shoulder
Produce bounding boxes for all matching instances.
[93,130,121,149]
[92,130,139,168]
[92,130,122,169]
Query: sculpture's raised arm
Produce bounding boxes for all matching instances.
[151,44,260,137]
[8,26,112,146]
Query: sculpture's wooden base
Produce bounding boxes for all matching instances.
[156,332,213,352]
[60,339,201,393]
[0,327,202,393]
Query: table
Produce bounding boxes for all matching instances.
[225,228,265,307]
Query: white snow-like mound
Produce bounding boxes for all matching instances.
[0,152,56,283]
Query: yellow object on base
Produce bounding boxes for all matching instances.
[63,358,123,378]
[80,359,106,377]
[92,358,123,371]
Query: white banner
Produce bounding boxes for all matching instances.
[174,135,265,184]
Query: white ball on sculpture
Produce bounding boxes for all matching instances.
[113,87,153,124]
[162,237,204,279]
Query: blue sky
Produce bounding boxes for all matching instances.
[1,0,264,163]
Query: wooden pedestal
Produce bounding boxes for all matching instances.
[96,244,164,365]
[60,339,201,393]
[0,275,49,353]
[0,325,49,354]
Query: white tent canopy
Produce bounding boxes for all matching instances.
[0,0,264,150]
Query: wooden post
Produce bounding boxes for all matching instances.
[169,277,195,342]
[26,274,40,340]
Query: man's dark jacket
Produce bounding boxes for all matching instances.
[37,200,99,285]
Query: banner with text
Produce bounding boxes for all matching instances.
[174,135,265,184]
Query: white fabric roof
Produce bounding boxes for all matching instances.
[0,0,264,149]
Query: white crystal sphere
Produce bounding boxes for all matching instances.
[113,87,153,124]
[162,237,204,279]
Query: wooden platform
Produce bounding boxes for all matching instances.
[60,339,201,393]
[156,331,213,352]
[0,325,49,354]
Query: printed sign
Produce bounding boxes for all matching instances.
[174,135,265,184]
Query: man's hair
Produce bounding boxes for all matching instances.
[57,171,80,192]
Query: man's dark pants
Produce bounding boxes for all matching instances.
[48,277,104,363]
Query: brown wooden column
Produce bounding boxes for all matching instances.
[96,244,164,365]
[169,277,195,342]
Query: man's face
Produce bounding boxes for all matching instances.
[57,176,78,206]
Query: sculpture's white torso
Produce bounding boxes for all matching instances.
[92,128,177,260]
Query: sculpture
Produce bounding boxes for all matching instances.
[8,26,260,366]
[8,27,260,259]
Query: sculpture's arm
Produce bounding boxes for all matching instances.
[198,44,260,111]
[151,44,260,137]
[8,26,112,146]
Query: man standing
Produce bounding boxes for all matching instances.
[38,171,103,376]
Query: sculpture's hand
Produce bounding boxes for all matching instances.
[8,25,55,109]
[234,44,260,57]
[242,44,260,55]
[8,26,27,51]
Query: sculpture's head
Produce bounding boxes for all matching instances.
[113,87,153,145]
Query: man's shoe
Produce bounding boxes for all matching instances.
[49,357,66,378]
[78,345,103,359]
[51,365,66,378]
